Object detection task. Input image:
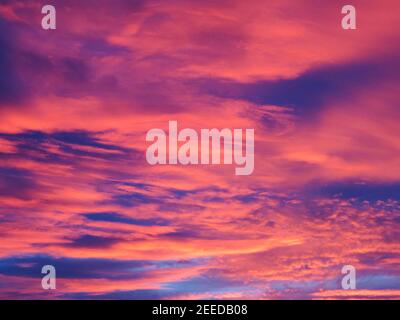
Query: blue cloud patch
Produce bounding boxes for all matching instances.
[83,212,170,226]
[192,55,400,117]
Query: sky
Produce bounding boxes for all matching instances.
[0,0,399,299]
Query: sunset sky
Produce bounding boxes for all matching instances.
[0,0,399,299]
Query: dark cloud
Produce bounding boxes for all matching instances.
[83,212,170,226]
[109,192,159,207]
[0,167,37,200]
[192,55,400,117]
[0,130,135,163]
[79,36,131,57]
[356,273,400,290]
[51,131,127,152]
[357,252,398,265]
[0,255,147,279]
[304,181,400,201]
[60,58,91,83]
[65,235,121,249]
[0,254,202,281]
